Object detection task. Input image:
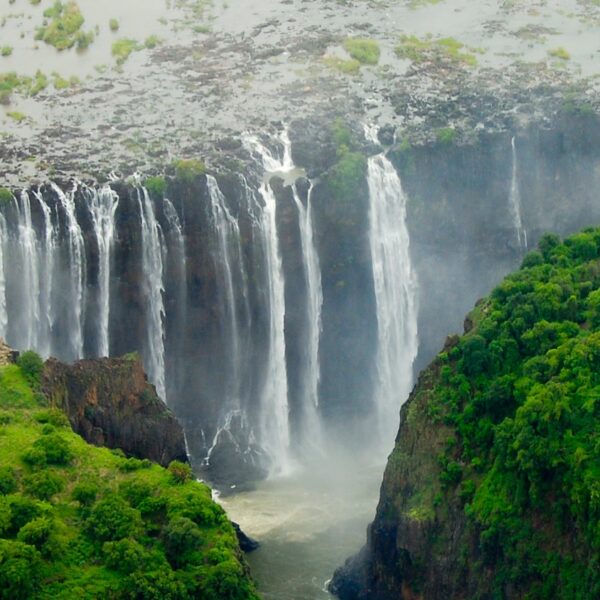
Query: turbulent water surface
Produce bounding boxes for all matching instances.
[220,459,384,600]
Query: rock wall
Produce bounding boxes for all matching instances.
[42,354,188,466]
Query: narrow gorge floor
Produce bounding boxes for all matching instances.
[220,460,384,599]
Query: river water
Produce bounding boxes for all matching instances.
[219,458,384,600]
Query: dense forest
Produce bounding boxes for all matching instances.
[333,227,600,599]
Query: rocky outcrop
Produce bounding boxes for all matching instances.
[42,353,188,467]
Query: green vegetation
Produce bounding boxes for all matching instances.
[1,46,12,57]
[111,38,141,65]
[436,126,456,144]
[173,158,207,182]
[325,118,367,202]
[423,228,600,596]
[323,56,361,75]
[6,111,26,122]
[109,18,119,32]
[0,188,14,204]
[395,34,478,66]
[0,359,259,599]
[548,46,571,60]
[144,35,162,50]
[35,1,93,51]
[144,176,167,198]
[342,38,380,65]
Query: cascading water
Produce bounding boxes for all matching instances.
[137,187,167,402]
[509,136,528,251]
[51,183,86,361]
[86,185,119,358]
[367,145,419,444]
[290,181,324,454]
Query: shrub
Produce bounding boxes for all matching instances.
[103,538,149,574]
[118,457,152,472]
[16,351,43,389]
[120,566,185,600]
[111,38,141,65]
[119,479,153,507]
[0,539,42,599]
[7,495,43,533]
[173,158,206,183]
[33,408,70,428]
[16,516,53,549]
[31,433,73,465]
[162,516,202,568]
[0,497,11,534]
[86,495,142,541]
[168,460,193,484]
[109,18,119,32]
[22,447,47,469]
[0,466,18,495]
[24,471,64,500]
[342,38,380,65]
[72,482,98,507]
[0,188,13,204]
[144,176,166,198]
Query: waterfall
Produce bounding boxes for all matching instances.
[243,133,292,471]
[291,181,324,452]
[206,175,245,405]
[509,136,528,251]
[51,183,86,360]
[367,152,419,443]
[86,186,119,357]
[12,191,42,352]
[137,187,167,401]
[0,213,7,340]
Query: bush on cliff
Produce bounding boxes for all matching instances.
[426,226,600,596]
[0,360,260,599]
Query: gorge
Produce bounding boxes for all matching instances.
[2,0,600,597]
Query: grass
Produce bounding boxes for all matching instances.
[109,18,119,32]
[323,56,361,75]
[111,38,141,65]
[1,46,12,57]
[548,47,571,60]
[144,35,162,49]
[6,110,26,122]
[173,158,206,182]
[342,38,380,65]
[395,34,478,67]
[436,127,456,144]
[35,1,93,51]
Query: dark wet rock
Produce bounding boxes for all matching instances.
[42,354,188,467]
[233,522,260,553]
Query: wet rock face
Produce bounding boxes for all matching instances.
[42,354,188,467]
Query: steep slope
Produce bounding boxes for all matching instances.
[331,227,600,599]
[42,354,188,467]
[0,352,259,599]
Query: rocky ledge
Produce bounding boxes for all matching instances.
[42,353,188,467]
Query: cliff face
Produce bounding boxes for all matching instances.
[42,354,188,467]
[331,228,600,599]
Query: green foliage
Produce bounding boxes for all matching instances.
[0,378,259,599]
[145,176,167,198]
[436,127,456,145]
[168,460,193,484]
[0,539,42,599]
[323,56,361,75]
[16,351,43,389]
[342,38,380,65]
[109,18,119,32]
[426,226,600,595]
[0,188,13,204]
[111,38,141,65]
[0,467,17,495]
[1,47,12,57]
[145,35,162,49]
[35,1,91,51]
[86,494,142,541]
[173,158,207,182]
[395,34,478,66]
[548,47,571,60]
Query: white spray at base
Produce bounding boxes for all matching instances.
[366,126,419,446]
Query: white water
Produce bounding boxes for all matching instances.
[13,191,42,352]
[509,136,528,251]
[207,175,245,405]
[243,133,293,472]
[137,187,167,401]
[87,185,119,357]
[291,181,324,454]
[52,183,86,360]
[367,152,419,445]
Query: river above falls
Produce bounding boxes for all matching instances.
[219,458,384,600]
